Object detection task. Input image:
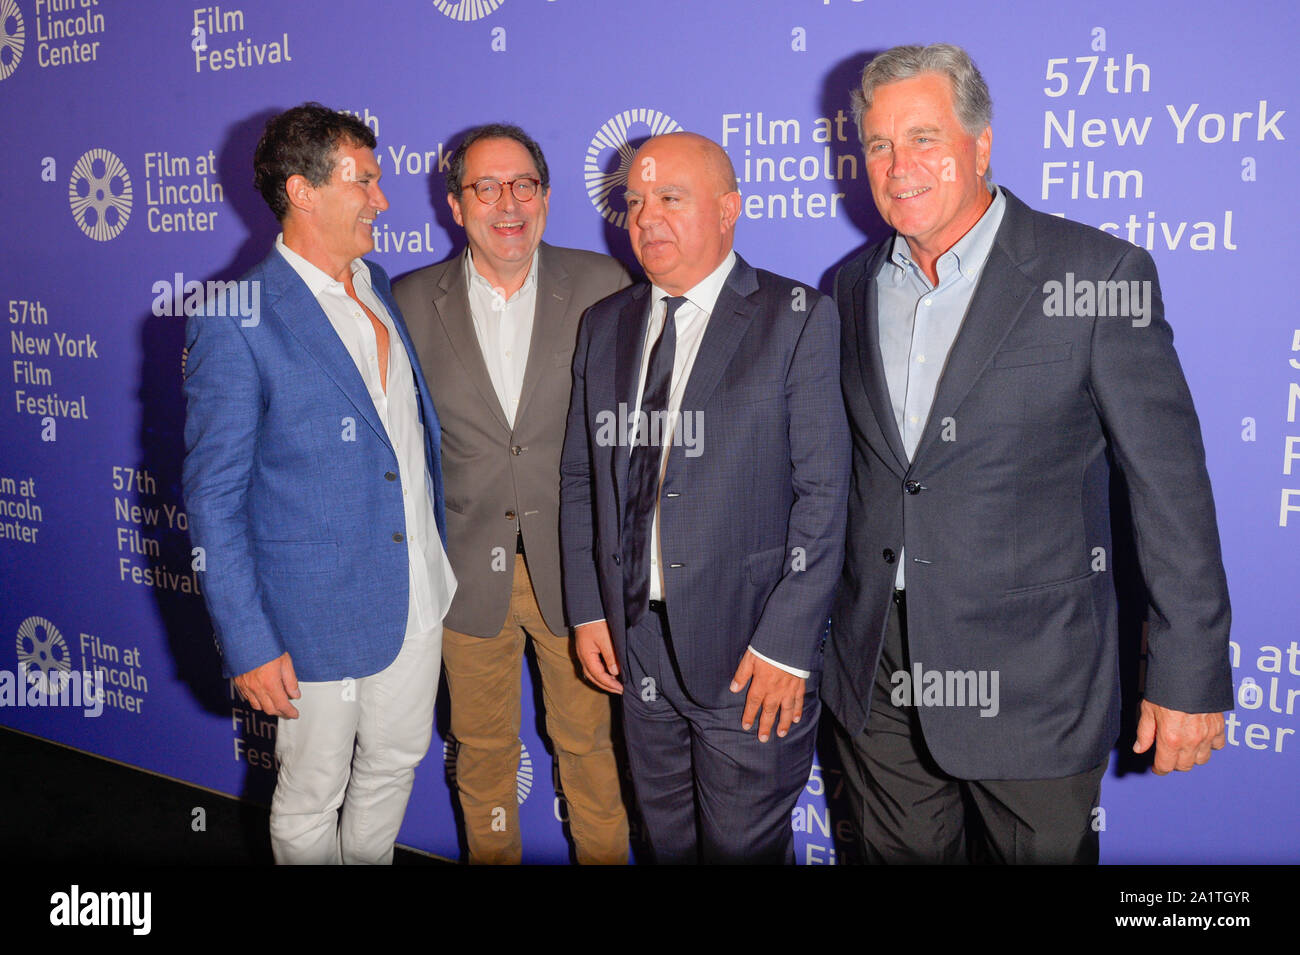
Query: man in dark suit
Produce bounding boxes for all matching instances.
[394,124,630,864]
[183,103,456,864]
[826,43,1232,864]
[560,131,849,863]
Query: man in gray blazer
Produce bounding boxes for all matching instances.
[827,44,1232,864]
[394,124,631,864]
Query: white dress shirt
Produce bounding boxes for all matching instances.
[275,235,456,635]
[631,251,807,679]
[464,247,539,429]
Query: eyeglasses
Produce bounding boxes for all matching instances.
[462,177,542,204]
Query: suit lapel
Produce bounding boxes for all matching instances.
[679,255,757,415]
[911,192,1038,465]
[612,284,652,523]
[262,253,391,449]
[854,244,909,472]
[433,252,511,433]
[516,242,568,422]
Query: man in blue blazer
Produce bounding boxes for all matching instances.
[183,104,456,864]
[826,45,1232,864]
[560,132,849,863]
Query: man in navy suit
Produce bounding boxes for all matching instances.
[560,132,849,863]
[826,44,1232,864]
[183,103,456,864]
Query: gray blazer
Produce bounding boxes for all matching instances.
[824,188,1233,779]
[394,241,631,638]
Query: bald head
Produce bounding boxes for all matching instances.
[624,132,741,295]
[633,131,738,194]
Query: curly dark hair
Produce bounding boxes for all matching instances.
[446,123,550,200]
[253,102,377,220]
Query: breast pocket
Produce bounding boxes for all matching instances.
[718,377,784,407]
[993,342,1073,369]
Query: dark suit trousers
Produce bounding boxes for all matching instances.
[621,605,818,864]
[832,593,1106,864]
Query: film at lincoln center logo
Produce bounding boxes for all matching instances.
[0,0,24,81]
[585,109,683,229]
[431,0,504,21]
[444,738,535,805]
[69,148,133,241]
[16,615,73,684]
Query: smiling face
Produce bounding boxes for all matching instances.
[448,136,550,293]
[288,139,387,280]
[861,71,992,265]
[625,133,740,296]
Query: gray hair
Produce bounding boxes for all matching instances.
[851,43,993,184]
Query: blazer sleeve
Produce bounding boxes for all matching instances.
[747,293,851,671]
[1086,245,1233,713]
[182,303,283,678]
[558,301,606,626]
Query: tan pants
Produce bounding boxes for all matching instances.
[442,554,628,864]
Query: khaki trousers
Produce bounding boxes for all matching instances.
[442,554,628,864]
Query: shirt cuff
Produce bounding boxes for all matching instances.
[747,646,810,679]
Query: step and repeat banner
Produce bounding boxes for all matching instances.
[1,0,1296,864]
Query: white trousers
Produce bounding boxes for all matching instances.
[269,625,442,864]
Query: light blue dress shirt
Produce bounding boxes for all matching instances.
[877,187,1006,588]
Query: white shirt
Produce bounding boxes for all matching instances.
[631,251,807,679]
[464,247,539,429]
[275,234,456,635]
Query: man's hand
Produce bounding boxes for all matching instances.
[1133,699,1226,774]
[575,620,622,694]
[233,652,301,719]
[730,650,805,743]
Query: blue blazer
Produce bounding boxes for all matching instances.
[182,249,447,682]
[560,254,849,707]
[825,188,1233,778]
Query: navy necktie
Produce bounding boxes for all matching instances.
[623,296,687,628]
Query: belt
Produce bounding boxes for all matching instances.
[647,598,668,616]
[517,530,525,555]
[892,588,905,606]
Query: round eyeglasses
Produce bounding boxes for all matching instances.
[462,177,542,204]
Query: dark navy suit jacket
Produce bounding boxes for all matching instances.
[825,188,1232,778]
[560,254,849,707]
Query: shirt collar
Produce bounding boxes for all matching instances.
[888,185,1006,284]
[463,246,540,298]
[275,233,372,296]
[651,250,736,317]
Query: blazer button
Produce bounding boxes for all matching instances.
[511,445,524,455]
[904,480,922,495]
[393,532,404,543]
[505,510,516,520]
[612,554,621,565]
[385,471,397,481]
[882,548,896,564]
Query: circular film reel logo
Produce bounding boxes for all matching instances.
[585,108,683,229]
[69,148,133,241]
[443,738,535,805]
[431,0,504,21]
[16,615,72,683]
[0,0,24,82]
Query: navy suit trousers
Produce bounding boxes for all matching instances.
[621,604,818,864]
